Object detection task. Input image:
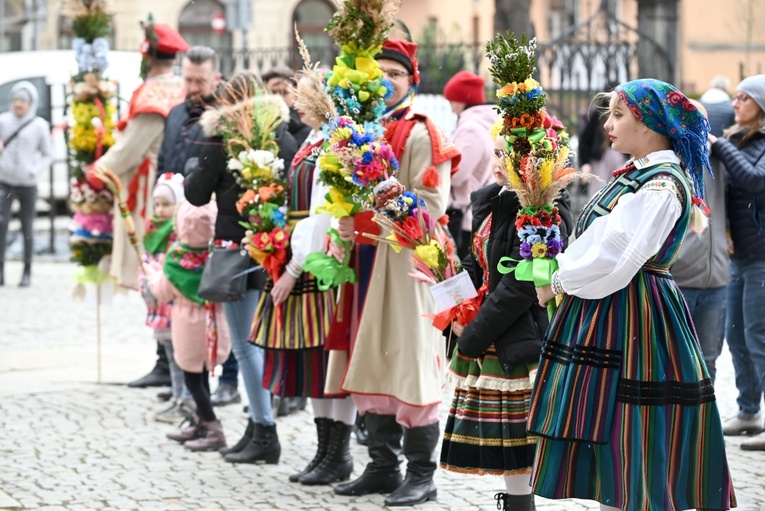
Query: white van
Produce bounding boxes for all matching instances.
[0,50,143,208]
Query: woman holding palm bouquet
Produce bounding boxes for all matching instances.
[439,33,574,511]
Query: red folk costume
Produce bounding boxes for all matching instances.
[93,22,187,289]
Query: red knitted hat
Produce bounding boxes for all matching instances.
[377,39,420,84]
[444,71,485,104]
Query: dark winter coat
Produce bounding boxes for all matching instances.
[711,129,765,260]
[156,97,215,177]
[185,123,297,291]
[456,183,573,375]
[287,106,312,148]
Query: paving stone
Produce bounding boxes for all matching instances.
[0,261,762,510]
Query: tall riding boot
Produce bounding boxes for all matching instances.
[223,422,280,464]
[184,420,226,451]
[18,263,30,287]
[289,417,332,482]
[299,420,353,485]
[334,413,403,496]
[219,418,254,456]
[494,492,536,511]
[384,422,440,506]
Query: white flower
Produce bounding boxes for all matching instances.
[272,157,285,173]
[238,151,251,164]
[91,117,102,129]
[250,149,275,168]
[227,158,244,171]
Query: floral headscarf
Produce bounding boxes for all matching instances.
[615,79,710,201]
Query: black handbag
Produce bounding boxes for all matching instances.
[198,246,250,302]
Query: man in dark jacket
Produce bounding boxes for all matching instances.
[156,46,221,177]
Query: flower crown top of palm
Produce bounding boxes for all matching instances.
[486,32,547,133]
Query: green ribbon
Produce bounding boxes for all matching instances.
[507,127,546,144]
[497,256,559,319]
[303,228,358,291]
[73,264,113,285]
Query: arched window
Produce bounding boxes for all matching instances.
[179,0,232,54]
[292,0,335,69]
[3,0,26,51]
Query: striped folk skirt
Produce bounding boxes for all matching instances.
[527,270,736,510]
[250,274,335,398]
[440,346,538,476]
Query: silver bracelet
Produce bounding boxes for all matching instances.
[551,270,565,295]
[285,259,303,279]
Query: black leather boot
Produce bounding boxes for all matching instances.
[18,264,30,287]
[289,417,332,482]
[219,418,254,456]
[299,420,353,485]
[354,413,368,445]
[224,422,280,464]
[334,413,403,496]
[0,263,4,286]
[384,422,440,506]
[127,343,171,388]
[494,492,536,511]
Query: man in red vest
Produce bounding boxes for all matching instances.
[93,19,187,290]
[333,39,461,507]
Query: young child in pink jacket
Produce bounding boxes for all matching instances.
[145,198,231,451]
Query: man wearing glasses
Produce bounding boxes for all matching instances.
[333,39,461,507]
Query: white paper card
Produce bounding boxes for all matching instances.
[429,271,478,313]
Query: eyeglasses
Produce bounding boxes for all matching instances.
[380,69,409,80]
[733,92,750,104]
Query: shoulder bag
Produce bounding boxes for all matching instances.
[197,245,250,302]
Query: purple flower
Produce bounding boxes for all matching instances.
[546,238,564,257]
[520,242,532,259]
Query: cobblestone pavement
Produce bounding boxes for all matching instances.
[1,260,764,511]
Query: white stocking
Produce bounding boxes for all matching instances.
[310,397,333,418]
[331,396,357,425]
[503,473,532,495]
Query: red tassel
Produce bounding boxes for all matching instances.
[422,166,440,188]
[692,197,712,215]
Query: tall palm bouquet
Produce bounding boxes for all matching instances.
[297,0,403,290]
[486,32,578,316]
[63,0,118,290]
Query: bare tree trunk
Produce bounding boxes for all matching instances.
[494,0,535,40]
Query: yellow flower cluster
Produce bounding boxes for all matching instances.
[497,78,541,98]
[414,240,442,269]
[69,100,116,156]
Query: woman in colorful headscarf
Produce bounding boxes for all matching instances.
[708,74,765,451]
[530,79,737,511]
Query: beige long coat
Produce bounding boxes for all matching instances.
[95,75,185,289]
[340,121,453,407]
